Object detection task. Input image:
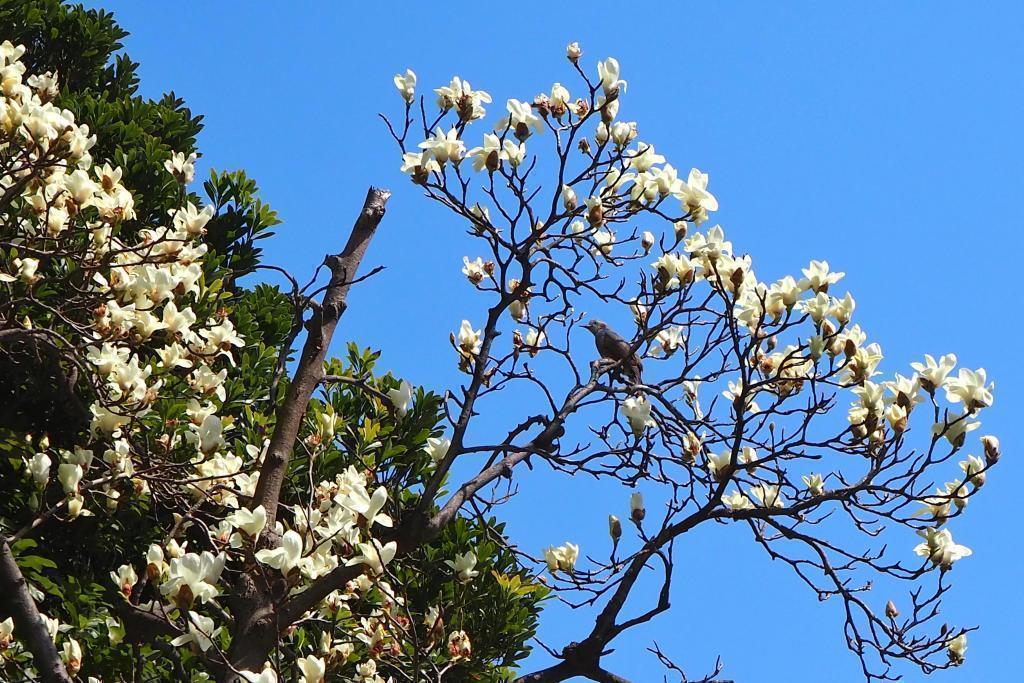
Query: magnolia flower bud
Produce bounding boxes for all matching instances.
[981,434,1000,465]
[608,514,622,542]
[629,491,645,523]
[641,231,655,255]
[561,184,578,211]
[566,42,582,63]
[885,600,899,619]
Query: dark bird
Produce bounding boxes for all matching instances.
[583,319,643,384]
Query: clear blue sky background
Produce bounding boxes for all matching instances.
[79,2,1022,681]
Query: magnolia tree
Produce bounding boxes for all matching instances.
[0,5,1000,683]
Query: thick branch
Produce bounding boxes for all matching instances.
[0,537,72,683]
[251,186,390,531]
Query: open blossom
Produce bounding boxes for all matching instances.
[399,151,440,178]
[467,133,507,173]
[497,98,543,139]
[346,539,398,575]
[448,630,472,661]
[161,551,226,605]
[946,633,968,665]
[913,528,972,569]
[959,455,986,488]
[164,151,196,184]
[629,142,665,172]
[622,396,654,435]
[943,367,994,412]
[798,260,845,293]
[675,168,718,224]
[393,68,416,103]
[650,326,684,357]
[911,353,957,392]
[419,127,466,166]
[435,76,491,121]
[110,563,138,599]
[446,551,480,583]
[170,612,219,652]
[255,529,304,573]
[388,380,413,416]
[462,255,488,284]
[343,484,393,528]
[425,436,450,463]
[456,319,482,356]
[802,473,825,496]
[297,655,326,683]
[750,483,784,508]
[544,542,579,573]
[228,505,267,539]
[722,489,753,510]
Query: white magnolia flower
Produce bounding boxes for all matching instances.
[344,485,393,528]
[297,655,326,683]
[27,451,51,487]
[418,127,466,166]
[388,380,413,417]
[393,68,416,103]
[255,530,304,573]
[461,255,488,284]
[57,463,83,494]
[597,57,626,94]
[435,76,491,121]
[675,169,718,224]
[346,539,398,575]
[240,668,279,683]
[164,151,196,184]
[750,483,784,508]
[544,542,579,573]
[943,367,994,412]
[497,99,543,139]
[622,396,654,435]
[445,551,480,584]
[467,133,507,173]
[802,473,825,496]
[425,436,451,463]
[170,611,219,652]
[946,633,967,665]
[913,528,972,569]
[798,260,845,293]
[722,490,753,510]
[457,320,482,356]
[161,551,226,604]
[650,326,685,357]
[911,353,957,392]
[110,564,137,598]
[60,637,82,675]
[629,491,645,522]
[561,184,578,211]
[227,505,267,539]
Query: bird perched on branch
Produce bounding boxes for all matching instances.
[583,319,643,384]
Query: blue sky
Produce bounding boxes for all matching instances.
[80,2,1022,680]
